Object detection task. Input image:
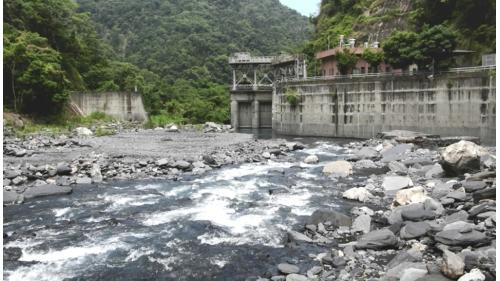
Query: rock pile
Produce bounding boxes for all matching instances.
[252,131,495,281]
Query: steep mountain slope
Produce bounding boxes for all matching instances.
[76,0,313,84]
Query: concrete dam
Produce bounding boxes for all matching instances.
[229,53,496,143]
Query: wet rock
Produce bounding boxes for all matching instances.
[441,249,465,279]
[287,230,313,243]
[382,176,413,195]
[387,248,423,269]
[3,247,22,261]
[12,176,27,186]
[434,229,487,246]
[75,127,93,136]
[342,187,373,202]
[277,263,300,274]
[468,202,495,217]
[351,214,371,233]
[23,184,72,199]
[307,266,322,277]
[400,267,428,281]
[355,228,397,250]
[443,221,477,232]
[303,155,319,164]
[444,210,469,224]
[401,205,436,222]
[415,274,453,281]
[322,161,353,177]
[394,186,429,206]
[458,269,485,281]
[14,148,27,157]
[56,163,72,175]
[400,222,431,239]
[440,141,487,176]
[446,187,467,201]
[285,274,307,281]
[270,276,285,281]
[202,155,217,166]
[308,209,352,227]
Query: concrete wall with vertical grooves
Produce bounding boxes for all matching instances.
[273,71,496,144]
[71,92,148,122]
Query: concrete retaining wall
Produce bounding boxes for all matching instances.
[273,71,496,144]
[71,92,148,122]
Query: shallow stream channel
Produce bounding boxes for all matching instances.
[4,134,373,281]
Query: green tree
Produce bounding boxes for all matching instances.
[382,31,422,70]
[362,49,384,73]
[4,26,69,114]
[336,49,358,75]
[417,25,457,71]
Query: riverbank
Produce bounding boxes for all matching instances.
[3,125,304,204]
[254,132,496,281]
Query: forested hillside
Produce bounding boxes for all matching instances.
[75,0,312,123]
[4,0,312,124]
[305,0,496,74]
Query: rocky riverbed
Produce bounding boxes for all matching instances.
[250,132,496,281]
[3,123,303,204]
[3,129,496,281]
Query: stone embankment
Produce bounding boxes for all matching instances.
[3,122,303,204]
[254,131,496,281]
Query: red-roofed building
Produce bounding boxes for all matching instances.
[316,47,395,76]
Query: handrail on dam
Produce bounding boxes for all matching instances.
[278,65,495,83]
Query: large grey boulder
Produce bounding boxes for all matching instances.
[351,214,371,234]
[355,228,398,250]
[90,164,103,183]
[440,141,487,176]
[342,187,373,202]
[23,184,72,199]
[285,274,307,281]
[56,163,72,175]
[434,229,487,246]
[3,191,21,204]
[384,262,427,281]
[308,209,352,227]
[355,147,378,159]
[287,230,312,243]
[322,160,353,177]
[303,155,319,164]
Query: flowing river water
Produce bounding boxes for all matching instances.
[4,135,369,281]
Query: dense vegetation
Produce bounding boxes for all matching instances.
[4,0,312,124]
[75,0,312,123]
[304,0,496,74]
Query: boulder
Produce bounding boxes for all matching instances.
[76,177,92,185]
[75,127,93,136]
[457,269,485,281]
[303,155,319,164]
[56,163,72,175]
[3,247,22,261]
[287,230,313,243]
[462,181,487,193]
[277,263,300,274]
[432,182,455,199]
[441,249,465,279]
[23,184,72,199]
[156,158,170,167]
[393,186,429,206]
[401,207,436,222]
[388,161,408,175]
[387,248,424,269]
[440,141,487,176]
[4,169,21,179]
[355,147,378,159]
[165,125,180,132]
[381,144,413,162]
[322,161,353,177]
[415,274,454,281]
[355,228,398,250]
[434,229,487,246]
[472,188,495,202]
[342,187,373,203]
[308,209,352,227]
[385,262,427,281]
[400,267,428,281]
[400,222,431,239]
[173,160,191,170]
[351,214,371,234]
[382,176,413,195]
[426,164,445,179]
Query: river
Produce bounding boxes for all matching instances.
[4,135,370,281]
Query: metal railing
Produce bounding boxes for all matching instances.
[229,84,274,90]
[228,56,274,64]
[277,65,495,83]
